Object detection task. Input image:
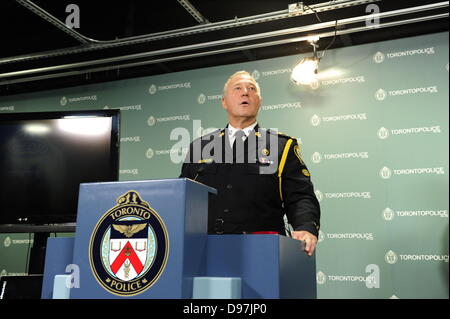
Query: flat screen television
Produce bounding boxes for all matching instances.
[0,110,120,226]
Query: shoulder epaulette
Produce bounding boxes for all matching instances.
[268,130,297,140]
[260,128,298,141]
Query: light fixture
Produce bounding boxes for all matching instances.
[58,117,111,136]
[24,123,50,135]
[291,36,321,85]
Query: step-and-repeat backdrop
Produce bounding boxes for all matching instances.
[0,32,448,298]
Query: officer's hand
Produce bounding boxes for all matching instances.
[291,231,317,256]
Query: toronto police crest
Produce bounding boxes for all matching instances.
[89,190,169,296]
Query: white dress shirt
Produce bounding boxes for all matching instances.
[227,122,258,148]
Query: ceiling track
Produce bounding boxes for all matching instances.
[3,14,445,86]
[5,0,382,65]
[1,4,448,85]
[15,0,91,44]
[176,0,209,24]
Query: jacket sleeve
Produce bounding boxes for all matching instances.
[280,139,321,237]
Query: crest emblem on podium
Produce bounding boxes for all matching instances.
[89,190,169,296]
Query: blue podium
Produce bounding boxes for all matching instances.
[41,178,316,299]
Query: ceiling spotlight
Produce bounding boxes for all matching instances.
[291,37,320,85]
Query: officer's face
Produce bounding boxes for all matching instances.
[221,75,261,124]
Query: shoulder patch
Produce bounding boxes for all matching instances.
[293,144,305,165]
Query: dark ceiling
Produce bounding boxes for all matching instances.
[0,0,448,96]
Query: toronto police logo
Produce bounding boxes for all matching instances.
[147,115,156,126]
[148,84,157,95]
[89,190,169,296]
[309,79,320,90]
[375,88,387,101]
[311,152,322,164]
[310,114,321,126]
[385,250,398,264]
[197,93,206,104]
[60,96,68,106]
[316,271,326,285]
[377,127,390,140]
[379,166,392,179]
[373,51,385,64]
[251,69,260,80]
[146,148,154,159]
[383,207,395,221]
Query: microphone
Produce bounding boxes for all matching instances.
[193,165,206,181]
[193,160,214,181]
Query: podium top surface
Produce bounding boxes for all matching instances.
[80,178,217,194]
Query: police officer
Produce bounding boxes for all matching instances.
[180,71,320,256]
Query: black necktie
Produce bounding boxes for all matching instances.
[233,130,246,162]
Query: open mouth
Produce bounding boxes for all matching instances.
[240,101,249,105]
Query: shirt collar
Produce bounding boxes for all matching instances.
[227,122,258,137]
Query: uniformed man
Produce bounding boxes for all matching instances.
[180,71,320,256]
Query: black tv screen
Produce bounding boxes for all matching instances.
[0,110,120,225]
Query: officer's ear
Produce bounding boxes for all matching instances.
[221,96,228,111]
